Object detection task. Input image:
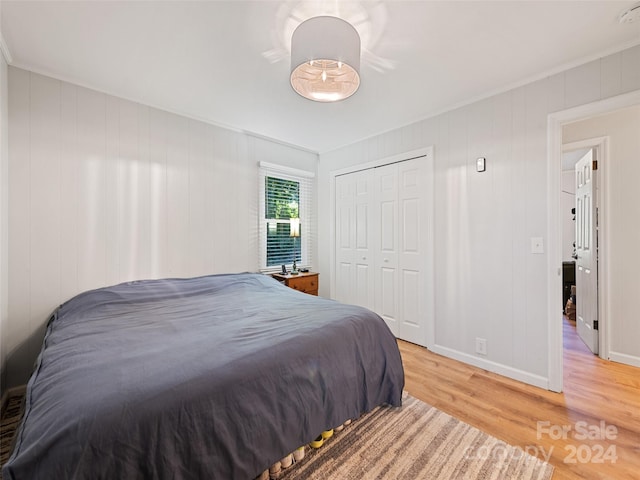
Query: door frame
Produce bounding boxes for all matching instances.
[328,146,435,348]
[547,89,640,392]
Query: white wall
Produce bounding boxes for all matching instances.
[318,44,640,387]
[561,170,576,262]
[4,67,317,387]
[563,105,640,366]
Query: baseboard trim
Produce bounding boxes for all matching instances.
[430,344,550,390]
[608,351,640,368]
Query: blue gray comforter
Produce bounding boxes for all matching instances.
[3,273,404,479]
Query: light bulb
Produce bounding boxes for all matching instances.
[322,70,327,82]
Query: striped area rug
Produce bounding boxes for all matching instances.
[282,393,554,480]
[0,393,25,480]
[2,391,553,480]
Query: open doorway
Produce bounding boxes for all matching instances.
[561,145,601,356]
[547,90,640,393]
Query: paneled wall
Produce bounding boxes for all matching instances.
[563,105,640,366]
[0,48,8,394]
[318,44,640,387]
[4,67,317,387]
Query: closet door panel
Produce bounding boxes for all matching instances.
[380,201,396,251]
[334,175,354,304]
[334,153,432,348]
[380,266,397,323]
[374,164,399,335]
[335,261,352,304]
[398,158,427,346]
[334,170,374,309]
[353,171,374,310]
[402,269,420,328]
[402,198,419,253]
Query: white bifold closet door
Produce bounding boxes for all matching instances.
[335,168,375,310]
[335,157,428,346]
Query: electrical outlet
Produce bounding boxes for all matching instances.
[475,337,487,356]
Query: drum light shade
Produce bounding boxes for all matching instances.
[290,16,361,102]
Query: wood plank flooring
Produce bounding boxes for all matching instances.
[399,317,640,480]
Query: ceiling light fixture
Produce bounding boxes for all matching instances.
[290,16,361,102]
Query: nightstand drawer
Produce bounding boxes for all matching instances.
[272,272,319,296]
[288,275,318,295]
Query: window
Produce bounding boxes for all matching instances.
[259,162,314,271]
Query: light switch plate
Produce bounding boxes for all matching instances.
[531,237,544,254]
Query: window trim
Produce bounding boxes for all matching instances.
[258,162,314,273]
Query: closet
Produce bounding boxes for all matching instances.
[334,153,433,347]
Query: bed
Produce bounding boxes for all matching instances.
[3,273,404,479]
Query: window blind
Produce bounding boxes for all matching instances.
[259,162,314,272]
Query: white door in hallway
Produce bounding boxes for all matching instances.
[575,149,598,355]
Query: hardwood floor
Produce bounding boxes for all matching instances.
[399,317,639,480]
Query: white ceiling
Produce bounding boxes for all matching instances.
[2,1,640,153]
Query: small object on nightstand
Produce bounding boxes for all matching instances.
[281,264,287,274]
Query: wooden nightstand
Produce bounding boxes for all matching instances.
[272,272,319,296]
